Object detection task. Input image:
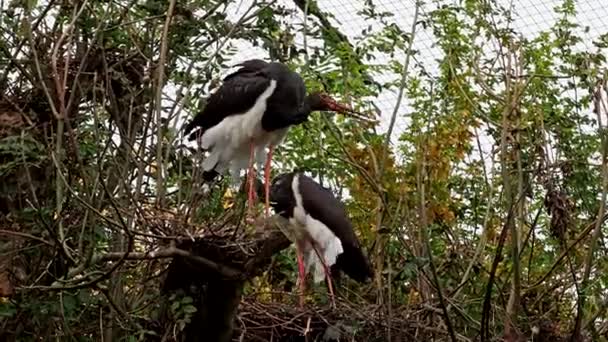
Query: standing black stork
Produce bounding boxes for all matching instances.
[183,59,370,218]
[258,172,374,307]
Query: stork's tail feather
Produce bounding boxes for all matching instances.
[334,244,374,283]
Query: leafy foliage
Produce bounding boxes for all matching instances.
[0,0,607,341]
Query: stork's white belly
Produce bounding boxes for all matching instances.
[199,80,289,182]
[289,175,344,283]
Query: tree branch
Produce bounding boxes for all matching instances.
[96,247,242,279]
[154,0,177,205]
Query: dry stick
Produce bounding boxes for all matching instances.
[571,82,608,340]
[49,153,128,270]
[0,229,54,246]
[57,7,115,272]
[580,81,608,334]
[380,1,420,164]
[451,58,500,128]
[50,1,89,265]
[53,1,115,272]
[472,38,535,341]
[0,0,56,86]
[501,46,521,339]
[60,3,115,191]
[23,11,58,115]
[450,159,498,300]
[76,72,104,268]
[94,247,241,279]
[154,0,177,206]
[371,3,420,337]
[301,0,327,188]
[480,204,516,342]
[524,213,608,291]
[417,124,458,342]
[20,244,242,291]
[39,159,135,292]
[320,117,388,209]
[19,130,65,249]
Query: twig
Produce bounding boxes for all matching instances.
[379,1,420,169]
[0,0,56,86]
[524,213,608,291]
[480,206,515,341]
[571,81,608,340]
[0,229,54,246]
[418,133,458,342]
[154,0,177,205]
[94,247,242,279]
[450,161,498,300]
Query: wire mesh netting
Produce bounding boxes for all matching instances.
[226,0,608,149]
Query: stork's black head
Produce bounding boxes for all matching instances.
[254,173,297,217]
[269,173,297,215]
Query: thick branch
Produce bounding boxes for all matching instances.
[96,247,242,279]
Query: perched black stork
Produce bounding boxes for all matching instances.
[183,59,370,217]
[258,172,374,307]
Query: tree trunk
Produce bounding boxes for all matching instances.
[159,218,291,341]
[185,279,244,342]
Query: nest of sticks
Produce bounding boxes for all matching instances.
[233,295,418,342]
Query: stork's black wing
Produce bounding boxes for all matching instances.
[297,174,373,282]
[223,59,269,81]
[183,60,272,140]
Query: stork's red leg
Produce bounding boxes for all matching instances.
[310,243,336,308]
[263,145,274,218]
[247,141,256,217]
[295,244,306,308]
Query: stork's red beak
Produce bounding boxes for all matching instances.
[320,94,377,123]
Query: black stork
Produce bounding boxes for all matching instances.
[258,172,374,307]
[183,59,371,218]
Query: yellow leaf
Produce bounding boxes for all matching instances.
[408,288,420,306]
[222,188,235,209]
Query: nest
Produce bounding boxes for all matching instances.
[234,296,417,342]
[159,214,292,295]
